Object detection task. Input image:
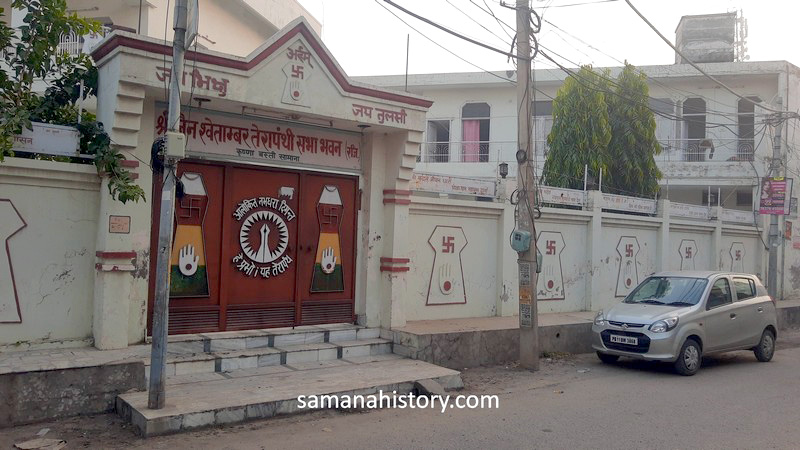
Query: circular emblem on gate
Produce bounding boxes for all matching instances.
[239,210,289,264]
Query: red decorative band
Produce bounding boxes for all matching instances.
[95,263,136,272]
[382,189,412,197]
[120,160,140,168]
[91,27,433,108]
[380,266,410,273]
[380,257,410,264]
[383,198,411,205]
[96,251,137,259]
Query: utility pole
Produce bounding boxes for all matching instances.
[516,0,538,371]
[767,98,783,300]
[148,0,189,410]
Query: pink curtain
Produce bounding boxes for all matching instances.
[462,120,480,162]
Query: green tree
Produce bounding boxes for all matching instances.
[0,0,144,203]
[605,63,662,197]
[541,66,612,190]
[542,64,662,197]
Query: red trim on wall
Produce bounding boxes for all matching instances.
[380,257,410,264]
[383,198,411,205]
[95,263,136,272]
[382,189,412,197]
[91,24,433,108]
[380,266,410,273]
[96,251,137,259]
[120,160,139,168]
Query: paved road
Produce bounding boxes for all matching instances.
[4,336,800,449]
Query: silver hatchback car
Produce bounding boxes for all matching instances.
[592,271,778,375]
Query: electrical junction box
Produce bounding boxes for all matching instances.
[165,131,186,160]
[511,229,531,253]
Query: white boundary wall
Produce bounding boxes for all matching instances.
[404,184,768,324]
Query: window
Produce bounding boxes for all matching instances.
[683,98,706,161]
[733,278,756,301]
[461,103,490,163]
[737,97,760,161]
[624,276,708,306]
[701,189,719,206]
[425,120,450,163]
[650,98,675,146]
[736,190,753,207]
[533,100,553,117]
[706,278,733,309]
[533,101,553,156]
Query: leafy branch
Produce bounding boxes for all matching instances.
[0,0,145,203]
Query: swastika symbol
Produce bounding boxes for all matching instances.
[442,236,455,254]
[546,240,556,255]
[291,64,304,79]
[685,247,693,258]
[321,205,339,225]
[735,250,742,261]
[625,243,633,258]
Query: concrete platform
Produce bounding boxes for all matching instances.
[389,302,800,369]
[117,357,463,437]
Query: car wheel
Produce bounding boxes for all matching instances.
[674,339,702,376]
[753,329,775,362]
[596,351,620,364]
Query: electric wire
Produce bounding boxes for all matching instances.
[623,0,799,119]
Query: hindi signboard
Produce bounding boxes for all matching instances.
[601,193,657,215]
[538,186,586,207]
[759,177,793,215]
[670,202,710,220]
[720,208,755,224]
[11,122,81,158]
[410,172,496,197]
[155,108,361,172]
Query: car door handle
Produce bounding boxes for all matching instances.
[757,307,764,313]
[730,313,736,319]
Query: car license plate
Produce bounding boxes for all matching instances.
[610,335,638,345]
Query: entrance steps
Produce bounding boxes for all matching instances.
[151,324,391,379]
[118,355,463,437]
[0,324,413,427]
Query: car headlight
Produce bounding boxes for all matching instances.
[594,310,605,326]
[649,317,679,333]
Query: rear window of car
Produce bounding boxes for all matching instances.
[733,277,756,301]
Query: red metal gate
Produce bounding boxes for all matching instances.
[147,160,358,334]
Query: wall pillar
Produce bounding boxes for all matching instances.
[585,191,603,311]
[711,207,723,270]
[361,130,420,329]
[657,199,671,271]
[92,61,150,349]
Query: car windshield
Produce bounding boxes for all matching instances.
[623,277,708,306]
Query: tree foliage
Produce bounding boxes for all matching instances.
[541,63,662,197]
[0,0,145,203]
[605,64,662,197]
[541,66,611,190]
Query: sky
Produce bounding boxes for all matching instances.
[296,0,800,77]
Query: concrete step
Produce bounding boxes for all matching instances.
[161,323,380,354]
[117,358,463,437]
[149,338,393,379]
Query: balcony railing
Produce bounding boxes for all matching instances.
[419,140,550,163]
[657,138,757,162]
[58,26,112,56]
[419,138,757,165]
